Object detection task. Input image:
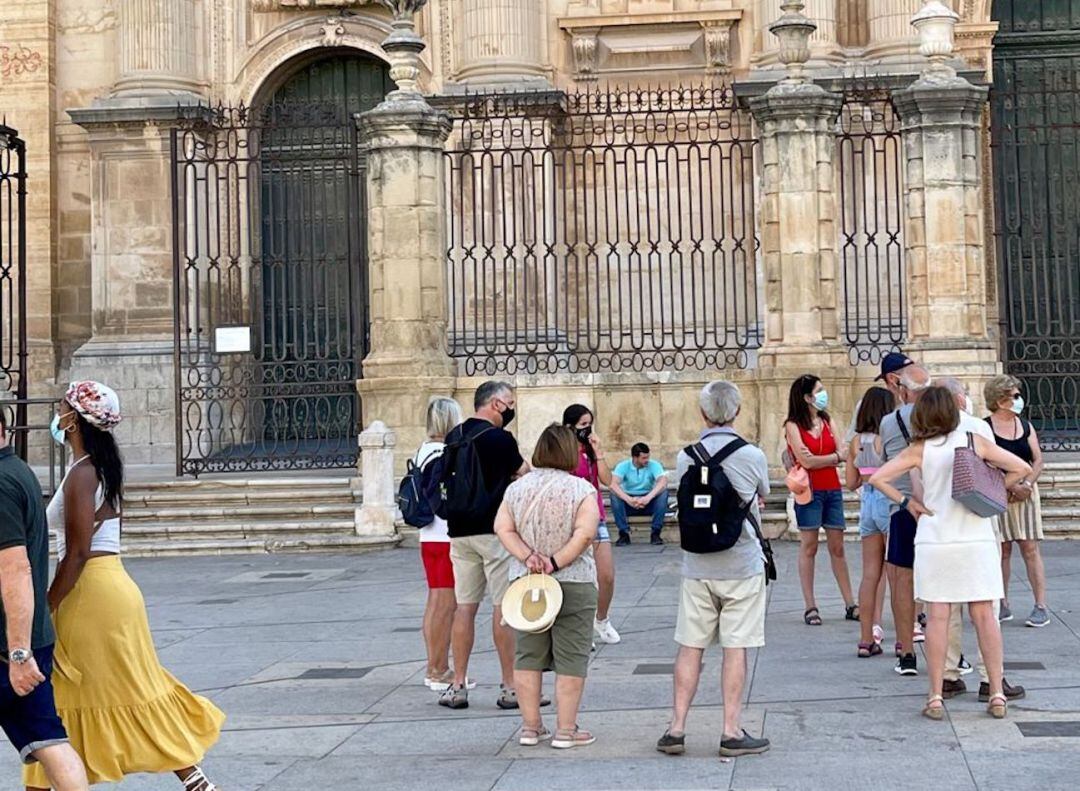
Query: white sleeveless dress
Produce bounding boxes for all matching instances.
[913,429,1005,603]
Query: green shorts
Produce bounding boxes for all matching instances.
[514,581,598,678]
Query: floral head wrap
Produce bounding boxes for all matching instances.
[64,381,122,432]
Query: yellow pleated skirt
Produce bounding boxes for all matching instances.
[24,556,225,787]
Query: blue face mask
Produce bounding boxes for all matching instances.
[50,414,67,446]
[813,390,829,411]
[1010,395,1025,415]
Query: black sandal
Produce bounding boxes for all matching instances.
[804,607,822,626]
[845,604,860,622]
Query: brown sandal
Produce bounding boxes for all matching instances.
[922,694,945,721]
[987,694,1008,719]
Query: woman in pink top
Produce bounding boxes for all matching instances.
[563,405,620,645]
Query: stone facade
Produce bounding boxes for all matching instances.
[0,0,1006,477]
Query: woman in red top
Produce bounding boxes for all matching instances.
[784,374,857,626]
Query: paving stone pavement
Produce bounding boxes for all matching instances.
[3,541,1079,790]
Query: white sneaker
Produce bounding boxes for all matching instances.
[913,623,925,643]
[594,618,621,644]
[425,674,476,691]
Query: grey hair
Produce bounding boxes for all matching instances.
[426,396,463,439]
[899,365,931,391]
[474,380,513,410]
[699,380,741,425]
[935,377,966,399]
[984,374,1021,411]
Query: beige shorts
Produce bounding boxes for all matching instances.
[674,573,767,649]
[450,534,511,606]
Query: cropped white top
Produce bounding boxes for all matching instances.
[48,456,121,560]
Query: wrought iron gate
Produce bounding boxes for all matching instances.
[0,123,28,457]
[443,86,761,375]
[991,1,1080,450]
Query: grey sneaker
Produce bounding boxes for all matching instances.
[719,729,770,757]
[438,684,469,709]
[999,602,1013,622]
[1025,605,1050,628]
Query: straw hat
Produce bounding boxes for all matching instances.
[502,573,563,634]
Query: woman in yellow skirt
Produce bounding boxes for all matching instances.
[25,382,224,791]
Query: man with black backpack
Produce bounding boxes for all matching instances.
[438,381,531,710]
[656,380,772,758]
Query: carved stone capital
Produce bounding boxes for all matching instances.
[701,20,734,75]
[570,28,600,82]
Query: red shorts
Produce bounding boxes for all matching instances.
[421,542,455,589]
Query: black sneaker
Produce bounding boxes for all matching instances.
[656,731,685,755]
[941,678,967,699]
[917,611,928,629]
[650,534,664,546]
[979,678,1026,702]
[615,533,631,546]
[895,653,918,676]
[719,729,770,757]
[957,654,974,675]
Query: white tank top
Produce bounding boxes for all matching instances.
[48,456,122,560]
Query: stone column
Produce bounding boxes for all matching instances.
[113,0,204,97]
[866,0,922,62]
[452,0,549,87]
[749,2,852,463]
[891,20,997,376]
[357,420,399,537]
[357,1,457,470]
[755,0,842,67]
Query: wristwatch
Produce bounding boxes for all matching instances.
[9,648,31,665]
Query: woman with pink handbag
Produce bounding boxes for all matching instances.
[870,387,1032,722]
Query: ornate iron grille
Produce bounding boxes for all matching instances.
[0,123,28,458]
[171,103,365,475]
[836,86,906,364]
[991,49,1080,450]
[443,86,761,375]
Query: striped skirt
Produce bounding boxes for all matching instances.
[999,483,1044,542]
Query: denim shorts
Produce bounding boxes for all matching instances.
[795,488,846,531]
[595,520,610,543]
[0,644,69,763]
[858,486,892,538]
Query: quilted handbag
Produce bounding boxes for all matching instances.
[951,432,1007,517]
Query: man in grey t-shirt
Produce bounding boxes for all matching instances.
[657,380,770,758]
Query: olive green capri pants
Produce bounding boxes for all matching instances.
[514,582,598,678]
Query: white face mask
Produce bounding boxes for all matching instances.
[1010,395,1025,415]
[964,395,974,415]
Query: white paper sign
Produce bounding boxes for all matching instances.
[215,326,251,354]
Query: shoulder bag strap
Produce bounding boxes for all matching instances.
[895,410,911,443]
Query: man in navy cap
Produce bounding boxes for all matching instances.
[845,351,916,443]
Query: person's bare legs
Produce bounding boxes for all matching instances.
[424,588,457,677]
[888,563,915,655]
[925,602,950,701]
[451,602,479,687]
[721,647,749,739]
[27,743,88,791]
[492,604,517,688]
[798,530,819,613]
[594,541,615,621]
[826,530,855,608]
[1000,541,1013,608]
[859,534,886,645]
[515,668,543,731]
[668,644,705,735]
[874,569,888,626]
[969,600,1004,698]
[555,674,587,733]
[1017,540,1048,607]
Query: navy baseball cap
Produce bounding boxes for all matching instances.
[875,352,914,380]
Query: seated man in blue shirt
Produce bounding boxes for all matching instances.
[610,443,670,546]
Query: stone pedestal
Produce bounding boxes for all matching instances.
[892,72,998,385]
[749,81,850,462]
[356,420,398,537]
[356,96,456,469]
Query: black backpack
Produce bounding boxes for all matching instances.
[433,425,496,523]
[677,438,753,554]
[397,447,442,528]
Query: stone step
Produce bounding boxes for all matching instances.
[122,486,356,508]
[120,519,357,539]
[124,476,356,492]
[121,533,399,557]
[123,503,356,523]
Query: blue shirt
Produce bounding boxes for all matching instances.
[612,458,666,496]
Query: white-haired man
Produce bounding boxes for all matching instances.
[657,380,770,758]
[934,377,1026,703]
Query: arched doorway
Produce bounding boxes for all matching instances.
[171,50,390,475]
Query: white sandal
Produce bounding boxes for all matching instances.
[183,767,218,791]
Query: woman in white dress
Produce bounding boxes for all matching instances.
[871,386,1031,721]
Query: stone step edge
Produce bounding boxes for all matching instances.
[122,534,400,558]
[123,504,356,521]
[117,519,357,536]
[126,477,358,492]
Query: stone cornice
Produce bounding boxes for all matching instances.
[558,9,741,31]
[251,0,378,11]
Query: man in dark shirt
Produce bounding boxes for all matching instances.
[0,411,88,789]
[440,381,530,710]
